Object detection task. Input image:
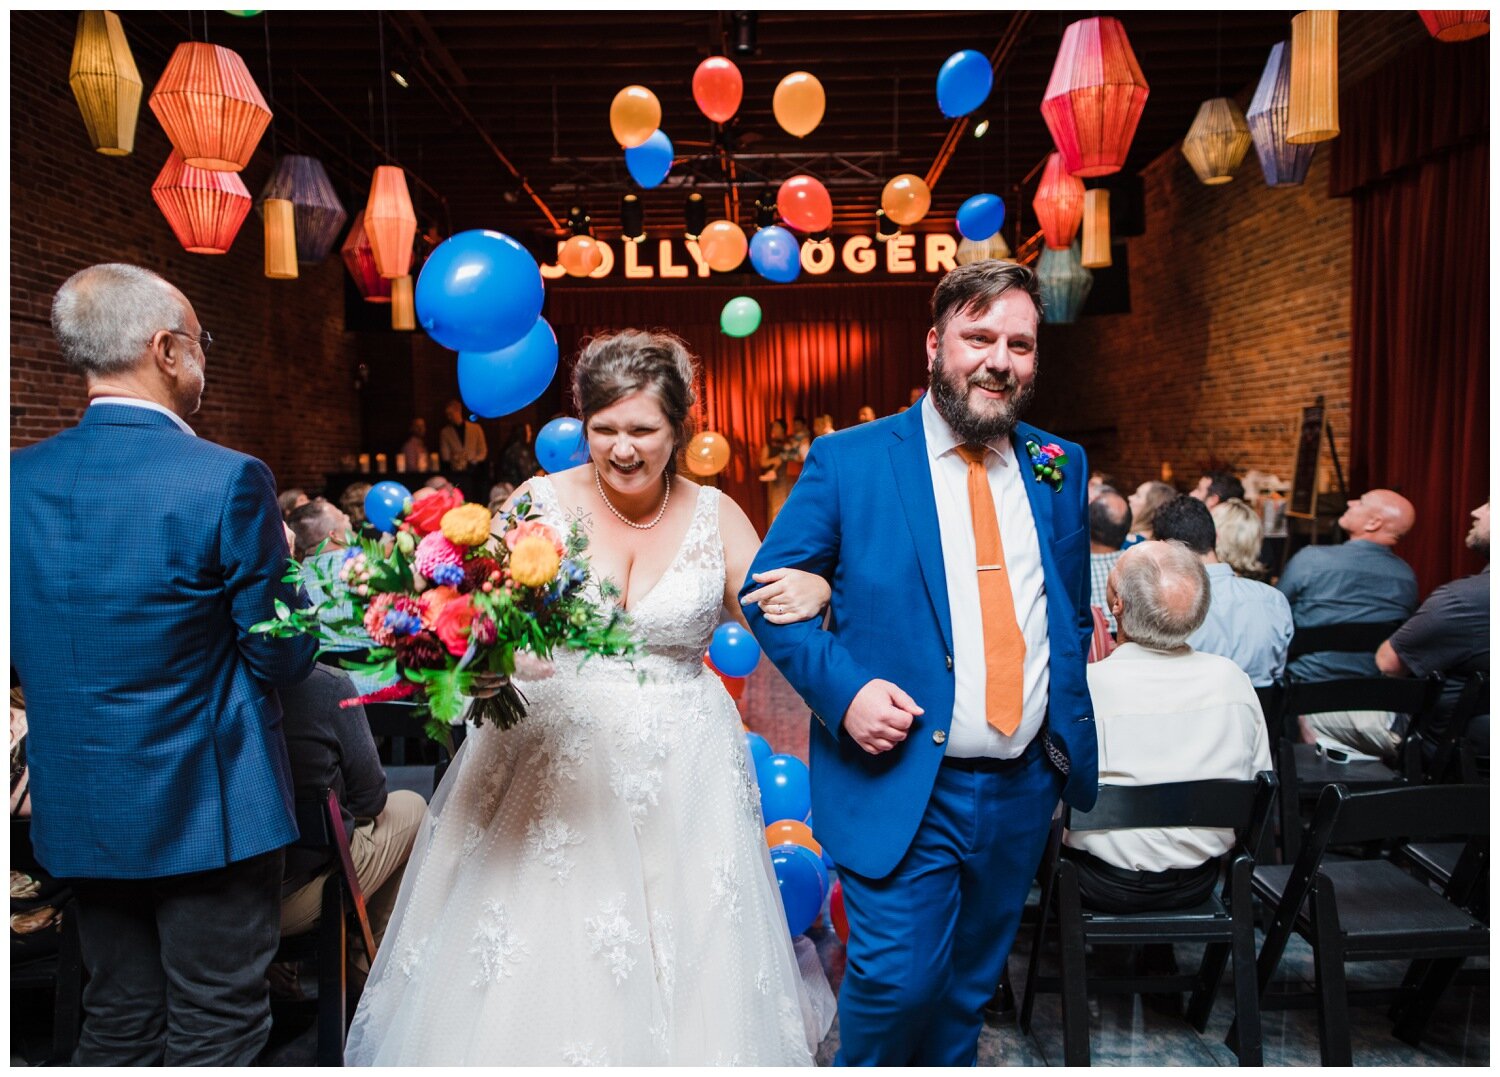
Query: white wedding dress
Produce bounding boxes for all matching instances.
[345,478,831,1066]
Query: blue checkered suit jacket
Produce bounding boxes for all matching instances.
[11,404,317,878]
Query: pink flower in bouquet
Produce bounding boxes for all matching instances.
[471,616,498,647]
[414,532,463,580]
[504,519,564,557]
[419,585,460,630]
[434,595,478,657]
[364,593,398,646]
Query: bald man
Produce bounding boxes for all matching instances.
[1276,488,1420,757]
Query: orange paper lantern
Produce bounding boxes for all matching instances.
[364,165,417,279]
[148,41,271,171]
[1032,152,1085,250]
[341,210,393,303]
[1040,16,1150,178]
[1419,10,1489,40]
[150,149,252,254]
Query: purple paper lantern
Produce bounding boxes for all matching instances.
[1246,42,1316,188]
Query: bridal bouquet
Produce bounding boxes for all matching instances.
[252,487,636,748]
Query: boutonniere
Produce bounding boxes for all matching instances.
[1024,438,1067,492]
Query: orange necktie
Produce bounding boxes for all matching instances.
[954,443,1026,736]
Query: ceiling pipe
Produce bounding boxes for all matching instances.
[923,12,1031,193]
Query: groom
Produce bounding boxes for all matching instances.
[744,260,1097,1065]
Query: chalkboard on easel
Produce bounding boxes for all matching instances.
[1287,399,1326,519]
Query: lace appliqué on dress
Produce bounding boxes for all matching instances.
[585,893,646,985]
[470,900,527,985]
[561,1042,609,1066]
[526,815,584,883]
[709,852,744,923]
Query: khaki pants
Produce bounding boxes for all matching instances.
[280,789,426,983]
[1300,710,1402,761]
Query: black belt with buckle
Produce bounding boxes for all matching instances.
[941,738,1043,774]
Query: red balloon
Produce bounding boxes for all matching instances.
[693,56,743,125]
[830,878,849,945]
[777,175,833,234]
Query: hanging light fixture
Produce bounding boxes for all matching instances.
[150,149,252,254]
[685,192,708,240]
[341,210,393,302]
[1041,16,1150,177]
[1287,11,1339,145]
[1035,242,1093,324]
[363,165,417,278]
[257,155,349,263]
[262,197,298,279]
[391,275,416,330]
[1418,11,1490,40]
[1033,152,1085,249]
[620,194,646,243]
[68,11,143,156]
[875,208,901,243]
[148,41,272,171]
[1081,189,1111,268]
[1246,42,1316,188]
[1181,98,1252,185]
[955,233,1012,265]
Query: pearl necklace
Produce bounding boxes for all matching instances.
[594,464,671,530]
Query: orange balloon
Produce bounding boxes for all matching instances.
[766,819,822,858]
[685,431,731,477]
[610,85,661,149]
[559,235,604,278]
[696,219,748,272]
[772,71,825,139]
[693,56,743,124]
[882,173,932,227]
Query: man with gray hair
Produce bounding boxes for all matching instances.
[11,264,316,1064]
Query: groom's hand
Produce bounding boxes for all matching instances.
[843,679,924,754]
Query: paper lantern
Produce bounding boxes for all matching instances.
[257,155,348,263]
[1036,242,1093,325]
[1246,42,1316,188]
[1033,152,1085,250]
[1041,17,1150,177]
[341,210,393,303]
[68,11,142,156]
[955,233,1012,266]
[364,165,417,279]
[1081,189,1111,268]
[391,275,416,331]
[150,149,252,255]
[262,198,297,279]
[1419,11,1489,41]
[1287,11,1339,145]
[148,41,271,171]
[1181,97,1252,186]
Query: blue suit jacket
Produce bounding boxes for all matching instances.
[11,405,317,878]
[743,403,1099,879]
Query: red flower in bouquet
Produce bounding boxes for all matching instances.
[395,630,447,670]
[433,595,478,657]
[402,486,464,537]
[462,556,502,594]
[419,585,460,629]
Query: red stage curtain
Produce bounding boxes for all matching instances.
[1334,38,1488,597]
[542,281,935,535]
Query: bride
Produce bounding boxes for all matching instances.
[345,331,835,1065]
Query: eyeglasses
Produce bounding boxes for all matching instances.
[156,328,213,352]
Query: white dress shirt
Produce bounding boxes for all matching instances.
[1065,643,1273,872]
[90,396,196,436]
[921,395,1050,759]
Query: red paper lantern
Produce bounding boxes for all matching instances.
[150,149,251,254]
[148,41,271,171]
[364,165,417,279]
[341,210,393,303]
[1041,16,1150,178]
[1032,152,1085,250]
[1418,11,1489,41]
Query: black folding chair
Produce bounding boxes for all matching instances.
[1420,671,1488,785]
[1286,621,1404,663]
[1245,783,1488,1064]
[1020,773,1278,1066]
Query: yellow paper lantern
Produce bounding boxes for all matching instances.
[68,11,142,156]
[1181,97,1253,185]
[391,275,416,331]
[609,86,661,149]
[1287,11,1339,145]
[262,198,297,279]
[364,165,417,279]
[1081,189,1111,269]
[955,233,1012,266]
[772,72,826,139]
[881,174,932,227]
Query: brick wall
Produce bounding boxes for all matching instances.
[10,11,404,492]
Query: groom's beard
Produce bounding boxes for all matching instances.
[929,345,1035,444]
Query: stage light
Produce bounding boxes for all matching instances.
[685,192,707,240]
[753,196,776,229]
[621,194,645,243]
[973,118,990,138]
[731,12,758,57]
[875,208,901,243]
[568,205,593,237]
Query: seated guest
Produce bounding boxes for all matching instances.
[424,475,453,491]
[1087,470,1113,503]
[400,417,428,471]
[1190,470,1244,510]
[1210,498,1270,580]
[855,404,876,424]
[488,481,516,515]
[1067,541,1271,914]
[1089,488,1132,634]
[1277,489,1419,759]
[1124,480,1175,548]
[812,413,836,438]
[278,487,310,519]
[339,481,373,536]
[286,497,353,561]
[1376,502,1490,758]
[278,665,425,990]
[1154,496,1292,688]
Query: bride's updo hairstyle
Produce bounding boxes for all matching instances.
[572,330,698,456]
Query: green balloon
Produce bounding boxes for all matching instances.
[720,296,762,338]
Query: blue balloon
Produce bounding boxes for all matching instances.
[364,481,411,535]
[535,416,588,474]
[770,843,829,935]
[756,753,811,826]
[710,622,762,677]
[624,129,673,189]
[745,731,774,772]
[457,318,559,419]
[936,49,994,119]
[956,192,1006,242]
[748,225,801,283]
[414,230,544,353]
